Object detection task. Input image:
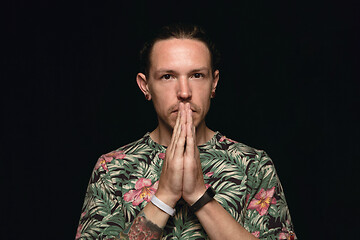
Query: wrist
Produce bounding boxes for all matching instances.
[189,187,216,212]
[143,202,170,229]
[151,195,176,217]
[154,191,179,208]
[183,186,207,206]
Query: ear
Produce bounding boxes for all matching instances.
[136,73,151,100]
[212,70,220,92]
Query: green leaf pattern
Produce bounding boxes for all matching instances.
[76,132,296,239]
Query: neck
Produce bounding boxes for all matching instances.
[150,120,215,147]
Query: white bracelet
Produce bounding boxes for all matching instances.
[150,195,176,217]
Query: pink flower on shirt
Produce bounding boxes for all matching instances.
[158,152,165,159]
[279,232,288,239]
[219,136,238,143]
[247,186,277,216]
[124,178,159,206]
[252,231,260,237]
[205,172,214,177]
[95,150,126,171]
[75,224,82,239]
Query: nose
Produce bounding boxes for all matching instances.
[177,77,192,101]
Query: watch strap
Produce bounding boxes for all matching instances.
[189,187,216,212]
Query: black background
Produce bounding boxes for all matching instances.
[3,0,359,239]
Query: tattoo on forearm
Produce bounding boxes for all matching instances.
[115,212,163,240]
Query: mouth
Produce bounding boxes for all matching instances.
[170,104,198,114]
[171,109,196,113]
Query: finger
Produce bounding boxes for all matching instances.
[192,125,197,152]
[173,103,185,146]
[186,103,198,157]
[185,106,195,158]
[192,124,201,168]
[172,106,185,157]
[165,109,181,161]
[169,104,182,151]
[173,104,187,159]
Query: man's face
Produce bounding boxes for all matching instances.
[144,38,219,130]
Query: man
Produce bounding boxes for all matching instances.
[76,23,296,239]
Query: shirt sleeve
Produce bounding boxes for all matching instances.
[75,158,126,240]
[243,151,297,240]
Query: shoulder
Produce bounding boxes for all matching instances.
[94,134,155,173]
[216,134,281,188]
[215,133,261,156]
[215,133,273,167]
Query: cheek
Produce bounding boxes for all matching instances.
[152,97,166,113]
[150,90,173,114]
[193,91,212,119]
[201,97,212,115]
[198,87,212,104]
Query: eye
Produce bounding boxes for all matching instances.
[161,74,172,80]
[193,73,204,79]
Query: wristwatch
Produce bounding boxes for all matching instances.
[189,187,216,212]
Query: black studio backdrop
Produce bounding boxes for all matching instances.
[3,1,359,239]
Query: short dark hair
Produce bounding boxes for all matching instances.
[139,23,221,77]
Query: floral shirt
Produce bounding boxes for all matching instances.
[76,132,296,239]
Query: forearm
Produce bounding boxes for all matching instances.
[142,200,172,228]
[195,200,258,240]
[116,201,170,240]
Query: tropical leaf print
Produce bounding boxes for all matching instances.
[76,132,296,239]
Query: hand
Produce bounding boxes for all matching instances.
[155,102,186,207]
[182,103,206,205]
[155,102,206,207]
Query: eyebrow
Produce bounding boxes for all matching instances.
[155,67,210,74]
[155,69,177,74]
[189,67,210,73]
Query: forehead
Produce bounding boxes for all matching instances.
[150,38,211,71]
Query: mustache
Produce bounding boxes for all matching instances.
[168,103,200,113]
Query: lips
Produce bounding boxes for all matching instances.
[171,109,195,113]
[169,104,198,114]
